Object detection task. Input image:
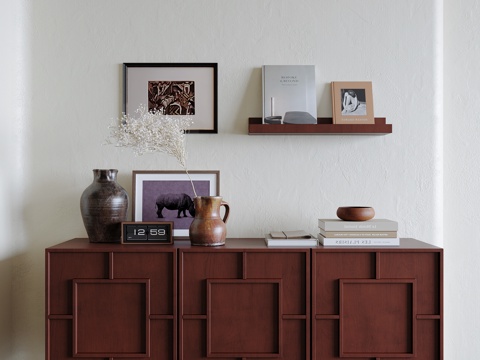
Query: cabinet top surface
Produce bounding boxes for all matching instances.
[46,238,442,252]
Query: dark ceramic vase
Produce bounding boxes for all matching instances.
[80,169,129,243]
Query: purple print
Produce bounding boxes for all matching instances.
[142,180,210,230]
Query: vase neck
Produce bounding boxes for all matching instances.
[194,196,222,215]
[93,169,118,182]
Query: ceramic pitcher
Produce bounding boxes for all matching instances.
[189,196,230,246]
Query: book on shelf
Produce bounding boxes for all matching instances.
[318,228,397,238]
[265,231,317,247]
[318,234,400,247]
[331,81,374,125]
[318,218,398,232]
[262,65,317,125]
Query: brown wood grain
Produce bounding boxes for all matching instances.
[46,238,442,360]
[248,117,392,135]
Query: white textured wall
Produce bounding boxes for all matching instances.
[444,0,480,357]
[1,0,30,357]
[0,0,462,358]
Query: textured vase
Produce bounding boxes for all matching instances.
[189,196,230,246]
[80,169,129,243]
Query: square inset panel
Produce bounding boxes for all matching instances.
[73,279,150,358]
[339,279,416,358]
[207,279,282,358]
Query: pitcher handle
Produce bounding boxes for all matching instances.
[221,201,230,224]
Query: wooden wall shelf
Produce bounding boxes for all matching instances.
[248,117,392,135]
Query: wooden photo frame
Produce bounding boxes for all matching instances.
[132,170,220,238]
[123,63,218,133]
[331,81,374,124]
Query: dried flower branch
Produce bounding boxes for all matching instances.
[107,105,197,197]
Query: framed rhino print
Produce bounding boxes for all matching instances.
[132,170,220,238]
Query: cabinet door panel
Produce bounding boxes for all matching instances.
[73,279,149,357]
[126,320,174,360]
[339,279,415,357]
[180,249,308,359]
[313,248,442,360]
[207,279,281,357]
[48,320,102,360]
[114,252,175,315]
[182,320,204,360]
[279,320,307,360]
[47,252,109,315]
[313,319,340,360]
[247,252,308,315]
[47,244,177,360]
[380,252,441,315]
[180,252,242,315]
[314,252,375,315]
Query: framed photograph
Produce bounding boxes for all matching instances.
[132,170,220,238]
[123,63,218,133]
[331,81,374,124]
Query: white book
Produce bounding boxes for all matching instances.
[318,218,398,232]
[318,228,397,238]
[265,235,318,247]
[262,65,317,124]
[318,234,400,247]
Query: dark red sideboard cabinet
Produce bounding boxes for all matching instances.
[46,238,443,360]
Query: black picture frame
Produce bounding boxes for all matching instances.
[132,170,220,238]
[123,63,218,134]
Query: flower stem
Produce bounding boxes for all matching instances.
[184,168,198,198]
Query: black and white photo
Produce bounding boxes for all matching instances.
[331,81,374,124]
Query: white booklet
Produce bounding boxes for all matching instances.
[265,231,317,247]
[262,65,317,124]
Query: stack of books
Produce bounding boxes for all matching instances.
[265,230,317,247]
[317,218,399,247]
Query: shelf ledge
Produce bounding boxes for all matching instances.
[248,117,392,135]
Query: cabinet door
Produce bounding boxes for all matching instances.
[179,249,309,360]
[46,252,109,360]
[312,249,442,360]
[46,250,176,360]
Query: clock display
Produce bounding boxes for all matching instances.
[121,222,173,244]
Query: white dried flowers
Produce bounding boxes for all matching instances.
[107,105,197,196]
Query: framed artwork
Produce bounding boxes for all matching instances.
[331,81,374,124]
[123,63,218,133]
[132,170,220,238]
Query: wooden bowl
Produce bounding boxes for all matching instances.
[336,206,375,221]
